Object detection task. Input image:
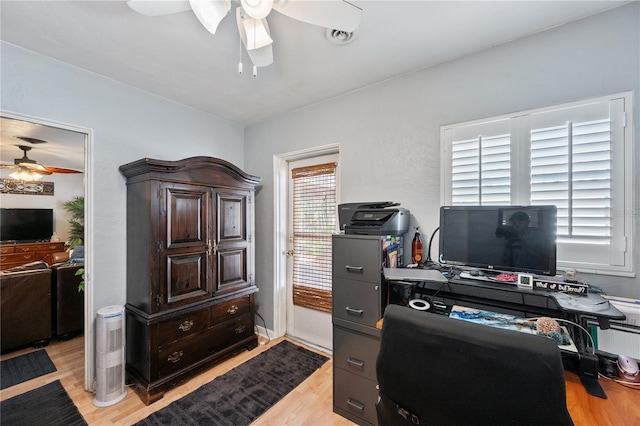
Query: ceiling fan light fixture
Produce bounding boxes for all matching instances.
[243,18,273,50]
[240,0,273,19]
[10,167,43,182]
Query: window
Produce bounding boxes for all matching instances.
[441,93,633,275]
[291,162,337,313]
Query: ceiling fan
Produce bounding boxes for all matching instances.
[0,145,82,181]
[126,0,362,72]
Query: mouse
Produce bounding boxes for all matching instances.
[617,354,639,379]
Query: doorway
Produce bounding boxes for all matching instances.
[273,144,339,351]
[286,154,338,350]
[0,111,93,390]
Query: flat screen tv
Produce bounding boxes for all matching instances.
[0,208,54,243]
[439,205,557,276]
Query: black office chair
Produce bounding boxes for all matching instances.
[376,305,573,426]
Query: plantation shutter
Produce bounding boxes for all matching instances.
[291,162,337,313]
[449,119,511,206]
[530,102,612,245]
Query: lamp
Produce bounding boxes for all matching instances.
[10,166,43,182]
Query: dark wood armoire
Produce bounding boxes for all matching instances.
[119,156,261,404]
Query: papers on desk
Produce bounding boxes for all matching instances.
[449,305,578,353]
[383,268,448,283]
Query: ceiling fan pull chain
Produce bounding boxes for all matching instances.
[253,65,257,77]
[238,36,243,74]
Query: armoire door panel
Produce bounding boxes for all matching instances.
[165,252,211,305]
[217,249,248,291]
[216,192,247,243]
[165,186,209,248]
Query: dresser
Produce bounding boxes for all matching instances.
[332,234,394,426]
[120,156,261,404]
[0,241,65,270]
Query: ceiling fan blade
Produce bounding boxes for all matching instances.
[127,0,191,17]
[272,0,362,32]
[237,9,273,67]
[242,18,273,50]
[44,167,82,174]
[189,0,231,34]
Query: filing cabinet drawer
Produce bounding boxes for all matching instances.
[333,277,381,329]
[157,308,210,348]
[334,326,380,382]
[334,367,379,426]
[333,236,381,283]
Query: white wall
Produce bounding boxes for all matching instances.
[245,2,640,329]
[1,41,246,362]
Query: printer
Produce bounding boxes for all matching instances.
[339,202,410,235]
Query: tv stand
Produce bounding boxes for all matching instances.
[0,241,65,270]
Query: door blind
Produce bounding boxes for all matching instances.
[291,162,337,313]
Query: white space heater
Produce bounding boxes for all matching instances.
[93,305,127,407]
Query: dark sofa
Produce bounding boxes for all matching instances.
[0,261,85,353]
[0,262,52,353]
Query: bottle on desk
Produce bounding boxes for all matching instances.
[412,229,423,265]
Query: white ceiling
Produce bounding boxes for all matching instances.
[0,1,630,170]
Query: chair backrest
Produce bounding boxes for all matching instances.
[376,305,573,426]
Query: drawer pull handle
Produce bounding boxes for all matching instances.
[345,265,363,273]
[20,248,30,252]
[345,307,364,316]
[347,357,365,368]
[178,320,193,332]
[22,254,32,259]
[235,324,246,334]
[347,398,365,411]
[167,351,183,363]
[227,305,238,315]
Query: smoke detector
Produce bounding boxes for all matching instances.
[325,28,357,45]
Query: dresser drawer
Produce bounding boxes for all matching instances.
[157,330,213,378]
[333,236,381,283]
[0,246,15,254]
[334,326,380,382]
[332,277,381,329]
[157,308,210,347]
[210,314,253,353]
[334,368,379,426]
[210,296,251,324]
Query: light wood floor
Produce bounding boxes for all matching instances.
[0,335,356,425]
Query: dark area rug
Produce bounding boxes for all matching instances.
[1,349,57,390]
[0,379,87,426]
[136,340,329,426]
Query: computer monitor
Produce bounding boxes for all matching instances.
[438,205,557,276]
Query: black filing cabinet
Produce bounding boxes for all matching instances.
[332,234,389,426]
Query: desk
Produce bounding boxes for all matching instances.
[376,318,640,426]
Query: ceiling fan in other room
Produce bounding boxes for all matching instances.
[0,145,82,182]
[127,0,362,74]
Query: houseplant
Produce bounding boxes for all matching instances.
[63,195,85,291]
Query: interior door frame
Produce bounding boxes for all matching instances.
[272,143,339,340]
[1,110,94,391]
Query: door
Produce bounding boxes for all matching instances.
[158,181,213,310]
[214,188,253,295]
[286,154,338,349]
